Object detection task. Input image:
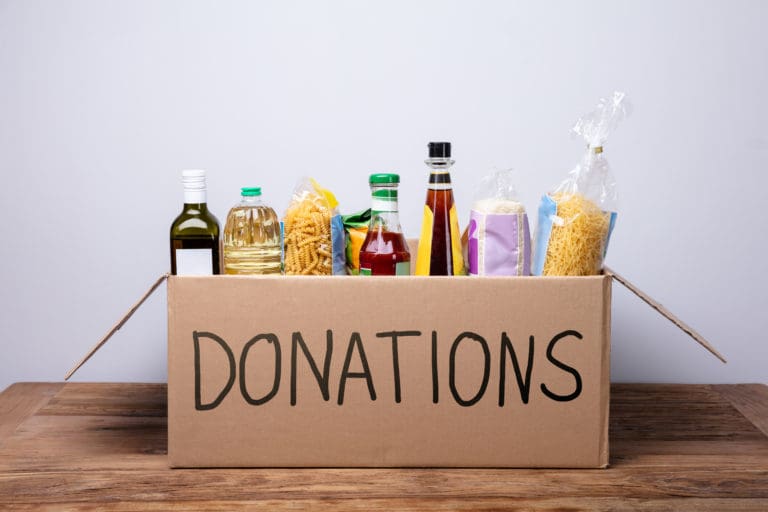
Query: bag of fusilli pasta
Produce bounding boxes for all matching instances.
[283,177,345,275]
[532,91,630,276]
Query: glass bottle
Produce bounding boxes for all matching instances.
[170,169,221,275]
[359,173,411,276]
[415,142,464,275]
[223,187,282,275]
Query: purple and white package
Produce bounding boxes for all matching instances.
[467,170,531,276]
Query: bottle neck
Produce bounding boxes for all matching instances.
[425,157,455,190]
[240,194,262,206]
[370,186,402,232]
[184,187,207,205]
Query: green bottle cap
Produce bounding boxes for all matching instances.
[369,173,400,185]
[241,187,262,196]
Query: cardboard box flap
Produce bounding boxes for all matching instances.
[65,273,169,380]
[604,267,726,363]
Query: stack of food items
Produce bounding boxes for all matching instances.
[169,92,630,278]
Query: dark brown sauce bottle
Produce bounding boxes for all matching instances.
[415,142,464,275]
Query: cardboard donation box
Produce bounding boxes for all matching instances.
[67,267,722,469]
[166,275,611,468]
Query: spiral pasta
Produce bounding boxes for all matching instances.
[284,191,333,275]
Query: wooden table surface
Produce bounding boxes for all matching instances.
[0,383,766,511]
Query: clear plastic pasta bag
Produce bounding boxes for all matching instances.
[532,91,630,276]
[283,177,345,275]
[468,169,531,276]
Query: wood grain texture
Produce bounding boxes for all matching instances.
[3,499,768,512]
[714,384,768,436]
[0,383,62,447]
[1,498,768,512]
[0,382,766,511]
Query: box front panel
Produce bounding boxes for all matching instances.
[168,275,610,467]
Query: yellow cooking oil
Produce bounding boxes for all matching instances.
[223,187,282,275]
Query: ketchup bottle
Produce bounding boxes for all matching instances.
[359,173,411,276]
[415,142,464,275]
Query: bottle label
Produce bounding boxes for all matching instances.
[415,205,434,275]
[359,262,409,276]
[415,204,464,276]
[371,198,397,213]
[428,171,453,190]
[449,205,465,275]
[176,249,214,276]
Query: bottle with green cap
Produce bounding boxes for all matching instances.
[223,187,282,274]
[359,173,411,276]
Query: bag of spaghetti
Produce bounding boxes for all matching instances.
[283,177,345,275]
[532,91,630,276]
[467,169,531,276]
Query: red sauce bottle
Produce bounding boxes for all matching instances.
[359,173,411,276]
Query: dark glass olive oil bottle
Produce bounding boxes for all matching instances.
[170,169,221,275]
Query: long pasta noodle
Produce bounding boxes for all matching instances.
[542,192,610,276]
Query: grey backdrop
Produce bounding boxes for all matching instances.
[1,0,766,390]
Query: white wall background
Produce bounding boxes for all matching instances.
[1,0,766,391]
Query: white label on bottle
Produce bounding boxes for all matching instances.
[176,249,214,276]
[371,198,396,212]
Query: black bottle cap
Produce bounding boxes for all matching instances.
[428,142,451,158]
